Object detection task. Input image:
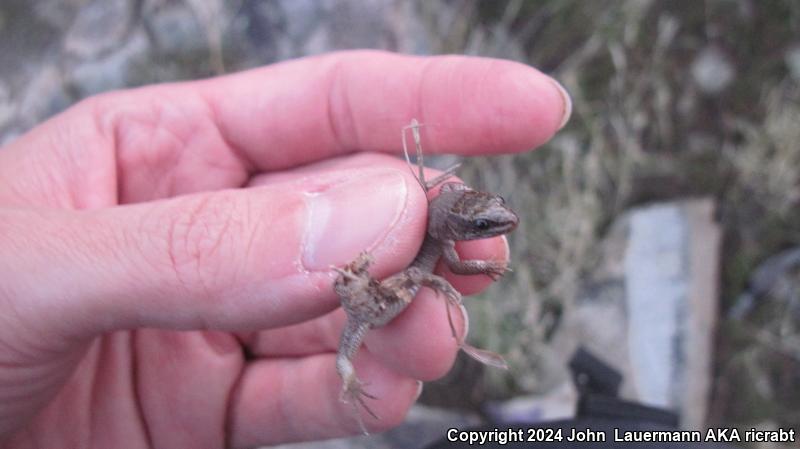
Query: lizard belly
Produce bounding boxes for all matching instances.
[366,273,419,327]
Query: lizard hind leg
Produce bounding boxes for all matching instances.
[450,303,509,370]
[404,267,462,308]
[424,164,462,191]
[405,267,510,370]
[336,318,380,434]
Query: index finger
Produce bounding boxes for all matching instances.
[0,51,569,206]
[198,50,570,171]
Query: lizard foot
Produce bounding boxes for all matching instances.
[332,252,373,280]
[340,375,380,435]
[448,300,509,370]
[460,343,509,370]
[482,260,512,281]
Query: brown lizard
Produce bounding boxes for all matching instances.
[332,120,519,433]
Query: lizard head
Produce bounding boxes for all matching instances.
[429,183,519,241]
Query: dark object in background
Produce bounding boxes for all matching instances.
[425,347,738,449]
[570,346,623,397]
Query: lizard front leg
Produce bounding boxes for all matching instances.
[441,240,509,280]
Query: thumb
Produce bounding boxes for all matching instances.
[0,167,425,342]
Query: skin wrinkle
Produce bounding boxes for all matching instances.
[105,97,188,201]
[209,335,245,449]
[325,58,350,154]
[277,363,303,442]
[245,197,260,269]
[101,89,249,202]
[414,57,436,141]
[148,104,191,199]
[40,123,78,209]
[84,97,120,208]
[89,337,116,446]
[131,331,155,449]
[79,339,101,449]
[475,61,500,147]
[165,208,182,296]
[51,105,110,210]
[195,202,234,283]
[333,58,362,153]
[0,320,60,372]
[237,197,259,290]
[195,88,257,177]
[177,194,216,304]
[124,214,162,306]
[32,147,73,209]
[166,105,232,197]
[98,333,145,449]
[100,95,129,207]
[0,292,39,367]
[112,107,165,201]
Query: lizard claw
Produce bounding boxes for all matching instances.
[460,343,509,370]
[484,261,511,281]
[340,376,380,435]
[331,266,353,277]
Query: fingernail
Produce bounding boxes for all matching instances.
[414,380,424,401]
[302,170,408,270]
[500,235,510,260]
[459,304,470,340]
[549,78,572,129]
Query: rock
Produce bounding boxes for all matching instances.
[68,29,150,96]
[552,199,721,429]
[730,246,800,319]
[691,46,735,94]
[784,45,800,81]
[240,0,435,61]
[146,4,207,55]
[64,0,136,59]
[34,0,86,32]
[16,64,73,127]
[278,0,326,43]
[0,80,12,129]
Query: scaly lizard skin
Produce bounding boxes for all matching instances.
[332,163,519,433]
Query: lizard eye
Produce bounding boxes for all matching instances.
[473,219,490,230]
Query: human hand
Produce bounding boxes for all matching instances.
[0,51,569,448]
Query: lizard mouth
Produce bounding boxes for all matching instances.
[495,221,518,236]
[494,209,519,235]
[507,210,520,231]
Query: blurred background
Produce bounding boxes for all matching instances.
[0,1,798,448]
